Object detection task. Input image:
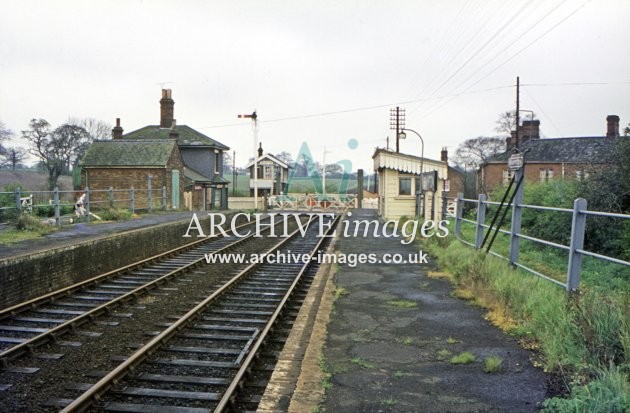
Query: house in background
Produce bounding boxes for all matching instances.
[373,148,459,221]
[480,115,623,193]
[246,143,290,196]
[81,137,183,209]
[81,89,231,210]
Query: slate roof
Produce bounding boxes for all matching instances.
[80,140,177,167]
[486,137,622,164]
[183,167,230,184]
[246,153,290,169]
[123,125,230,150]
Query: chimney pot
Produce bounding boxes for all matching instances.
[258,142,263,157]
[606,115,620,138]
[440,147,448,163]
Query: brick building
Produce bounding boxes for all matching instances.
[480,115,623,192]
[80,89,230,210]
[81,138,184,210]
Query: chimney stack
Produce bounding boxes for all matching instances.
[258,142,263,157]
[441,147,448,163]
[606,115,620,138]
[160,89,174,128]
[169,119,179,139]
[520,119,540,143]
[112,118,123,139]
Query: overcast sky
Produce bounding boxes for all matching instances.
[1,0,629,172]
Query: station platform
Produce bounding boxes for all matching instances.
[0,211,196,260]
[265,208,549,413]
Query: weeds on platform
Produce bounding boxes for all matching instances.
[387,299,417,308]
[380,397,398,406]
[395,336,414,345]
[450,351,476,365]
[484,356,503,373]
[0,213,57,245]
[350,357,375,369]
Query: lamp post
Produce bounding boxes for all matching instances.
[398,128,425,217]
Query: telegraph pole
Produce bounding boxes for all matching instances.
[515,76,520,149]
[390,107,405,153]
[232,150,236,196]
[238,111,258,209]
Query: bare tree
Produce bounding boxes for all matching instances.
[0,120,12,141]
[0,121,12,165]
[67,117,112,141]
[453,136,506,169]
[495,110,516,137]
[4,147,27,170]
[274,151,294,166]
[23,119,91,189]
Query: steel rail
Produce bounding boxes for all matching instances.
[0,217,271,364]
[214,214,339,412]
[60,214,322,413]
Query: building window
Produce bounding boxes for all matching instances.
[399,177,411,195]
[502,169,514,185]
[540,168,553,183]
[576,170,589,181]
[264,165,273,179]
[215,152,221,174]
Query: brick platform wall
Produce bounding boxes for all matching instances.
[0,212,239,310]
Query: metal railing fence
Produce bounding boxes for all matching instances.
[453,192,630,291]
[0,185,167,225]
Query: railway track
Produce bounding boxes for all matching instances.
[52,212,338,412]
[0,216,270,365]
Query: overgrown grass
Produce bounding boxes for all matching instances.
[484,356,503,373]
[422,233,630,409]
[450,351,476,365]
[395,336,414,345]
[387,299,417,308]
[350,357,375,369]
[97,208,134,221]
[0,213,58,245]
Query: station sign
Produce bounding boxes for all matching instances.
[508,153,524,171]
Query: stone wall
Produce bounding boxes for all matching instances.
[0,212,238,310]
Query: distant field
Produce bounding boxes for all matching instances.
[227,175,360,196]
[0,171,73,192]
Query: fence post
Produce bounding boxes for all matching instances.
[54,187,60,226]
[15,187,21,212]
[85,187,90,223]
[455,192,463,237]
[162,186,167,210]
[566,198,587,291]
[147,175,153,212]
[108,187,114,208]
[130,187,135,213]
[475,194,487,249]
[508,168,524,265]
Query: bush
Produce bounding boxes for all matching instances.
[542,367,630,412]
[15,213,48,231]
